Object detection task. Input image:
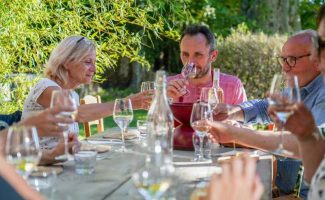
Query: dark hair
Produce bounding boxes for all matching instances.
[318,36,325,55]
[180,25,216,51]
[317,5,325,28]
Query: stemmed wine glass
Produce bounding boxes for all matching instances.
[6,125,42,179]
[180,62,197,96]
[132,166,172,200]
[190,102,213,161]
[268,74,301,156]
[141,81,156,93]
[200,87,219,110]
[113,98,134,152]
[50,89,78,161]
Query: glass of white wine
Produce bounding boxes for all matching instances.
[268,74,300,157]
[50,89,78,160]
[190,102,213,161]
[113,98,133,152]
[132,167,172,200]
[6,125,42,179]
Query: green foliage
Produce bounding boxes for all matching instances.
[0,0,189,112]
[215,25,287,99]
[299,0,325,30]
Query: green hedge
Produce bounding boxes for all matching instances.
[215,25,287,100]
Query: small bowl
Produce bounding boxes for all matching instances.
[170,103,193,125]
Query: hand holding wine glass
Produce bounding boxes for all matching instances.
[268,74,300,156]
[5,125,42,179]
[180,61,197,96]
[50,89,78,160]
[113,98,134,152]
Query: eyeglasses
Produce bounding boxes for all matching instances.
[277,53,311,68]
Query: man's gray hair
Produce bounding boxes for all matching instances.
[292,29,319,53]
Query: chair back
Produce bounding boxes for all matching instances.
[80,95,104,138]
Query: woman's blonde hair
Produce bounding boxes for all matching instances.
[44,36,96,84]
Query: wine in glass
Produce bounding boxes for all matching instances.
[132,167,172,200]
[190,102,212,161]
[200,87,219,110]
[6,125,42,179]
[50,89,78,160]
[180,61,197,96]
[268,74,300,156]
[113,98,134,152]
[141,81,156,93]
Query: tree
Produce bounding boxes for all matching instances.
[0,0,189,112]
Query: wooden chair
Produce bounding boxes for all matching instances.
[80,95,104,138]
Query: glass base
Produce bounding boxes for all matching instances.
[55,154,74,161]
[114,146,128,153]
[270,148,294,158]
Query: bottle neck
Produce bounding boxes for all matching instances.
[213,68,220,88]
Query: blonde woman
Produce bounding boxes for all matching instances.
[22,36,151,148]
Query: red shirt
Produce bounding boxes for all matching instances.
[167,71,247,105]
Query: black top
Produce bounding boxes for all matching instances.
[0,176,24,200]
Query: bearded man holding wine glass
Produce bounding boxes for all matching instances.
[167,25,247,105]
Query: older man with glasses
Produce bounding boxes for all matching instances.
[212,29,325,198]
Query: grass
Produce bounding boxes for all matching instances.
[78,87,148,138]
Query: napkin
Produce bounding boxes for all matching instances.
[80,142,111,153]
[102,129,138,140]
[30,166,63,177]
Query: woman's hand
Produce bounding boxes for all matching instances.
[268,102,316,141]
[20,105,75,137]
[207,155,264,200]
[128,90,154,110]
[199,120,235,143]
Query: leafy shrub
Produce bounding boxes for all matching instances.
[215,24,287,99]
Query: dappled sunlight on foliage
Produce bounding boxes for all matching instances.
[215,24,287,99]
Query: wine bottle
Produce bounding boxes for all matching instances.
[213,68,224,103]
[146,70,174,169]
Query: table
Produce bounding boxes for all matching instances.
[48,128,273,200]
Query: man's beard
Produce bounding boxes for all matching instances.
[194,65,210,79]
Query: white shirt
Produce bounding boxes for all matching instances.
[22,78,79,149]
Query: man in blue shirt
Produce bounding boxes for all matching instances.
[214,29,325,198]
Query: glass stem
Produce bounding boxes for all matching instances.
[63,131,69,156]
[199,134,204,160]
[278,123,284,150]
[121,127,126,150]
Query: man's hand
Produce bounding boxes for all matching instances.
[167,79,188,101]
[213,103,243,122]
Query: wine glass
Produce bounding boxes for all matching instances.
[141,81,156,92]
[5,125,42,179]
[132,167,172,200]
[268,74,300,156]
[200,87,219,110]
[113,98,134,152]
[180,62,197,96]
[190,102,213,161]
[50,89,78,161]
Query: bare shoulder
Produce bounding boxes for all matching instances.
[37,86,60,108]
